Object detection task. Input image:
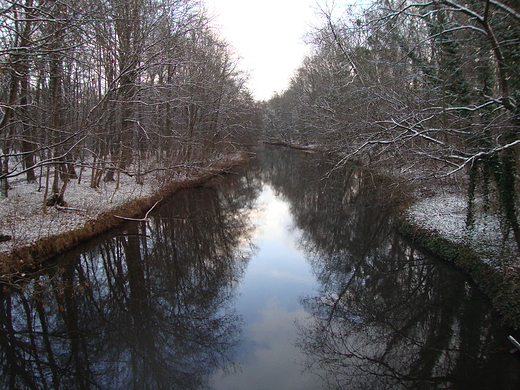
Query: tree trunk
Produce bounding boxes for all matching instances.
[0,73,19,197]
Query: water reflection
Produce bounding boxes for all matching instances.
[1,147,519,389]
[259,147,520,389]
[0,172,260,389]
[210,183,325,390]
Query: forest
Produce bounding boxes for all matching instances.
[265,0,520,255]
[1,0,520,259]
[0,0,260,207]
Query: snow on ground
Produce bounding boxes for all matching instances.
[406,193,519,271]
[0,171,161,256]
[2,152,517,276]
[0,152,247,260]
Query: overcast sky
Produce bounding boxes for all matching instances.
[204,0,317,101]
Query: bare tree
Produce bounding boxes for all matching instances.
[266,0,520,253]
[0,0,258,211]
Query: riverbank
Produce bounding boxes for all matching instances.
[268,140,520,329]
[397,192,520,330]
[0,152,249,276]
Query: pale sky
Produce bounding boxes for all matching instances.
[205,0,317,101]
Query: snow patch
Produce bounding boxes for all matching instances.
[0,171,159,256]
[406,194,519,270]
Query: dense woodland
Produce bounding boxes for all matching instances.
[265,0,520,253]
[0,0,260,206]
[1,0,520,254]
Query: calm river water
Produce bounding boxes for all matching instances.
[1,147,520,389]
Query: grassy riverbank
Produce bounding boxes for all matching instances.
[0,152,249,276]
[397,194,520,330]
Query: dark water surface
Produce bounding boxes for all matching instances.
[1,147,519,389]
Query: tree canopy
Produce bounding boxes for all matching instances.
[0,0,260,206]
[264,0,520,253]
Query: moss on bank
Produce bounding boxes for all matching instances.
[396,218,520,330]
[0,152,249,275]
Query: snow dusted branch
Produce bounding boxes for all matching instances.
[55,205,88,213]
[1,127,88,160]
[0,134,88,180]
[446,140,520,176]
[488,0,520,21]
[389,116,445,146]
[443,100,497,112]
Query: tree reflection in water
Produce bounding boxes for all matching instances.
[1,148,519,389]
[0,171,260,389]
[260,147,520,390]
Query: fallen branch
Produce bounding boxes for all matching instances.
[113,199,162,222]
[55,205,88,213]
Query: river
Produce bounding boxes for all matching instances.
[1,146,519,389]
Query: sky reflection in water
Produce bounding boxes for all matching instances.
[211,184,324,390]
